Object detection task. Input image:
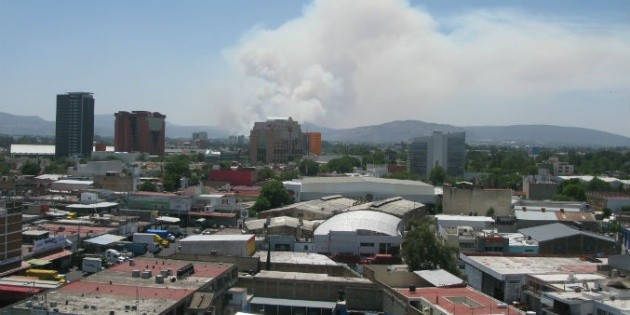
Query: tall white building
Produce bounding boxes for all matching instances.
[408,131,466,177]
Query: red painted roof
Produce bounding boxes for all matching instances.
[35,249,72,261]
[108,259,232,278]
[39,224,115,238]
[60,281,193,301]
[396,287,523,315]
[0,284,42,294]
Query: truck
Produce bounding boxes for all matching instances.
[133,233,167,250]
[146,229,176,242]
[359,254,401,265]
[166,226,185,238]
[104,249,125,264]
[25,269,66,283]
[82,257,103,274]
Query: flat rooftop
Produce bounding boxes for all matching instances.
[252,251,339,266]
[396,286,523,314]
[10,257,235,315]
[461,255,606,279]
[251,270,371,285]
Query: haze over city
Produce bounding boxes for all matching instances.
[1,0,629,137]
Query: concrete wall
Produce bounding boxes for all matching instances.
[524,182,558,200]
[442,185,512,216]
[237,275,383,311]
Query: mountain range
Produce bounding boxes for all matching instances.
[1,112,628,147]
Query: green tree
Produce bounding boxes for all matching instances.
[277,169,300,181]
[20,160,40,176]
[251,180,295,215]
[299,159,319,176]
[257,167,275,181]
[402,219,460,276]
[486,207,496,217]
[553,179,586,201]
[327,156,361,173]
[138,181,158,192]
[587,177,613,192]
[162,155,191,191]
[383,171,419,181]
[429,165,446,186]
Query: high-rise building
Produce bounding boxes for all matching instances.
[0,200,23,271]
[408,131,466,177]
[114,111,166,156]
[55,92,95,158]
[305,132,322,156]
[249,117,305,164]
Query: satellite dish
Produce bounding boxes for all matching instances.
[240,209,249,219]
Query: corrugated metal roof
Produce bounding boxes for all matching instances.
[414,269,465,287]
[519,223,614,243]
[314,210,401,236]
[250,297,336,309]
[84,234,127,245]
[514,209,558,221]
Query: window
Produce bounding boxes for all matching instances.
[360,243,375,247]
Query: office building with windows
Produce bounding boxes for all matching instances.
[115,111,166,156]
[55,92,95,158]
[249,117,305,164]
[408,131,466,177]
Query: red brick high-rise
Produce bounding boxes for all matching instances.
[115,111,166,156]
[305,132,322,156]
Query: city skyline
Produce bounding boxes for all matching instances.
[1,0,629,137]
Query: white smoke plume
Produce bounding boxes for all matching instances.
[215,0,630,134]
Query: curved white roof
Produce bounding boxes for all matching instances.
[314,210,401,236]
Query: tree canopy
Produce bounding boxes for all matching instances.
[251,180,295,215]
[401,218,460,276]
[20,160,40,176]
[327,156,361,173]
[299,159,319,176]
[162,155,191,191]
[429,165,446,186]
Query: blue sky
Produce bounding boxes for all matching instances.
[1,0,629,136]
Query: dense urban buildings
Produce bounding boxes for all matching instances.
[407,131,466,177]
[114,111,166,156]
[54,92,95,158]
[249,117,305,164]
[0,200,22,272]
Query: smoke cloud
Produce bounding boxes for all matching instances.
[215,0,630,134]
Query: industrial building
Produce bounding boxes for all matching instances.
[441,184,512,216]
[249,117,305,164]
[289,177,435,204]
[114,111,166,156]
[407,131,466,177]
[460,254,606,303]
[257,194,356,220]
[313,210,403,257]
[518,223,616,256]
[7,257,238,314]
[179,234,256,256]
[55,92,95,158]
[346,196,426,229]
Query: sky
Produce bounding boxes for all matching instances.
[1,0,629,137]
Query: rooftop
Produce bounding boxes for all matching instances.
[396,286,523,314]
[461,254,606,278]
[414,269,465,288]
[314,210,401,236]
[252,270,371,285]
[180,234,254,242]
[252,251,339,266]
[519,223,614,243]
[10,257,234,315]
[346,197,424,217]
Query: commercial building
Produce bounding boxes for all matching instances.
[179,234,256,256]
[208,167,257,186]
[249,117,305,164]
[313,210,403,257]
[346,196,426,229]
[518,223,616,256]
[305,132,322,156]
[7,257,238,314]
[55,92,95,158]
[0,200,23,271]
[587,192,630,213]
[407,131,466,177]
[257,195,356,221]
[114,111,166,156]
[523,169,558,200]
[460,254,606,303]
[290,176,435,204]
[442,184,512,216]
